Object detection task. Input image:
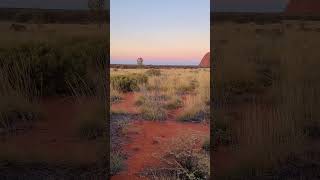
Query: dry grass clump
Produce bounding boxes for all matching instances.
[178,71,210,122]
[0,59,41,134]
[163,97,183,110]
[67,60,107,140]
[145,69,161,76]
[140,86,168,121]
[110,73,148,92]
[177,95,209,122]
[110,85,122,103]
[143,135,210,180]
[213,21,320,178]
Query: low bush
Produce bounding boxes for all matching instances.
[202,138,210,152]
[141,106,167,121]
[163,97,183,110]
[0,38,107,96]
[144,135,209,180]
[0,97,41,133]
[178,110,208,122]
[111,74,148,92]
[135,96,146,106]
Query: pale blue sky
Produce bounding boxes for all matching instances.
[110,0,210,65]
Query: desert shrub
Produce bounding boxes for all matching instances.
[145,69,161,76]
[110,85,122,103]
[110,151,125,175]
[141,106,167,121]
[145,135,210,180]
[175,84,196,95]
[163,97,183,110]
[0,38,107,96]
[135,95,146,106]
[0,97,41,133]
[0,58,41,133]
[178,109,208,123]
[202,138,210,152]
[111,74,148,92]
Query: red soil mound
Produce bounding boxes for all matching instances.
[199,52,210,68]
[285,0,320,15]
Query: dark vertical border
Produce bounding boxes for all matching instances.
[210,0,214,178]
[105,0,111,178]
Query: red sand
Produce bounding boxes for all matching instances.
[111,93,209,179]
[111,92,140,114]
[0,98,101,164]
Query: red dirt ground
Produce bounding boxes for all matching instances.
[0,98,102,165]
[111,93,209,180]
[111,92,140,114]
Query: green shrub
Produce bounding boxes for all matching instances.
[141,106,167,121]
[0,39,107,96]
[111,74,148,92]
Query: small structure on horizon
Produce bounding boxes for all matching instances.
[137,57,144,66]
[199,52,210,68]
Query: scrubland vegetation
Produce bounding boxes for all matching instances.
[0,21,108,178]
[111,68,210,122]
[110,68,210,179]
[212,20,320,179]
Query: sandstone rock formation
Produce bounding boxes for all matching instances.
[199,52,210,68]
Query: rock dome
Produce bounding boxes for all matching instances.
[199,52,210,68]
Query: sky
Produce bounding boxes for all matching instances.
[110,0,210,65]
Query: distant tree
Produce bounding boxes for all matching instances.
[137,58,144,66]
[88,0,106,28]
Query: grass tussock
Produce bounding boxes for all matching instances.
[0,58,41,134]
[110,74,148,92]
[178,96,209,123]
[67,56,107,140]
[213,21,320,178]
[143,135,210,180]
[163,97,183,110]
[145,69,161,76]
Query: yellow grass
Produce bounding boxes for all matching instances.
[110,68,210,122]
